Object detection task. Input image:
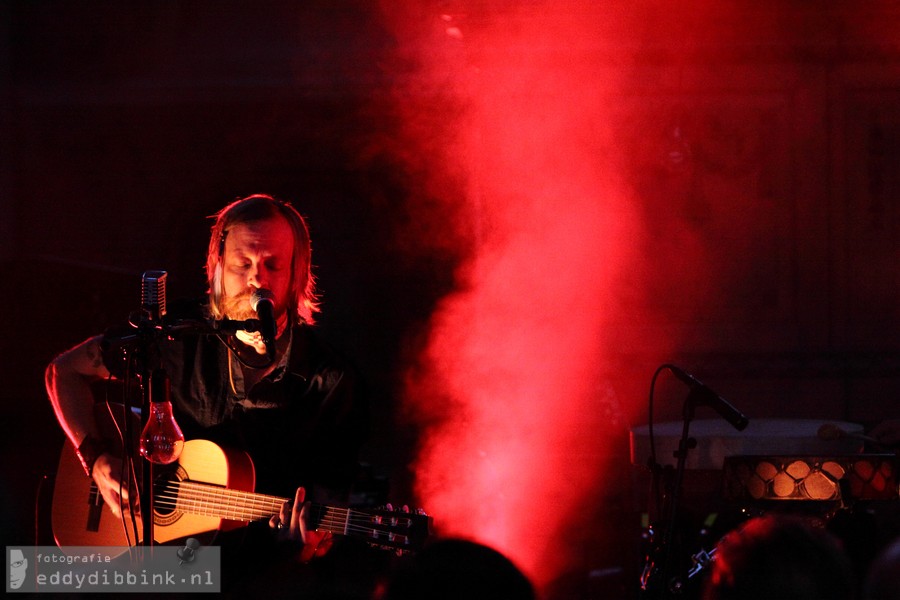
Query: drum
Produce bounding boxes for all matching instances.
[723,455,899,502]
[629,419,866,470]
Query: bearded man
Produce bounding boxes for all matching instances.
[45,194,368,552]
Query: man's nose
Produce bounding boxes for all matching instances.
[247,265,266,289]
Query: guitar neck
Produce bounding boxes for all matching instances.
[160,481,395,539]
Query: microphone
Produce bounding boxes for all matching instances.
[136,269,185,464]
[141,270,168,323]
[250,288,277,361]
[668,365,749,431]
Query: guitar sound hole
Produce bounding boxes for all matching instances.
[154,475,179,517]
[152,464,187,526]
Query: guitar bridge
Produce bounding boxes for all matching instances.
[86,482,104,532]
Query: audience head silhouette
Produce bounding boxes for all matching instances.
[864,535,900,600]
[380,538,535,600]
[703,515,854,600]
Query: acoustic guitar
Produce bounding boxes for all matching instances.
[52,438,430,557]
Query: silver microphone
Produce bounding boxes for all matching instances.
[141,270,167,323]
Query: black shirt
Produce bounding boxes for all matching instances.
[103,307,368,500]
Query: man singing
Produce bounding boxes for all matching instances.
[45,194,368,554]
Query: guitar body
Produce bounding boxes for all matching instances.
[52,439,255,549]
[53,435,431,556]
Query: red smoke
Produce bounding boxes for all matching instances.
[370,0,900,592]
[376,2,647,588]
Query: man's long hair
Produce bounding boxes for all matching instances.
[206,194,318,324]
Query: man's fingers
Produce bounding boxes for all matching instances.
[272,488,307,539]
[272,499,290,531]
[93,454,130,517]
[101,489,121,516]
[279,499,290,525]
[291,487,306,540]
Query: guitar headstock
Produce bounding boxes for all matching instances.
[306,503,432,555]
[346,506,432,554]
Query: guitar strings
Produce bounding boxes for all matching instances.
[149,479,418,541]
[153,484,410,533]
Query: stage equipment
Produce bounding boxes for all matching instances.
[631,418,866,470]
[636,364,751,599]
[632,413,880,599]
[250,288,277,361]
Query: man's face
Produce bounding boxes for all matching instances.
[9,549,27,589]
[220,215,295,327]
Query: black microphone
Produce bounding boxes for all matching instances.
[250,288,277,361]
[668,365,749,431]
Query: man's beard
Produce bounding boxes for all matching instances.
[221,290,257,321]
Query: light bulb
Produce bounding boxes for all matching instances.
[139,400,184,464]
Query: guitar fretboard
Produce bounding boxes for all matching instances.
[153,480,417,546]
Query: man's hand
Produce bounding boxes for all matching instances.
[871,420,900,447]
[92,453,132,517]
[269,487,333,561]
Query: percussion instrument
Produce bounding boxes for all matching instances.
[723,454,898,502]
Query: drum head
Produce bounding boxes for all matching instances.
[629,419,865,470]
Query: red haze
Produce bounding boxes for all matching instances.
[378,1,648,587]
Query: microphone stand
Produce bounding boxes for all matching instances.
[655,391,699,598]
[131,315,166,555]
[107,313,264,555]
[643,366,749,598]
[104,271,266,560]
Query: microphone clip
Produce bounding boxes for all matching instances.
[214,318,263,335]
